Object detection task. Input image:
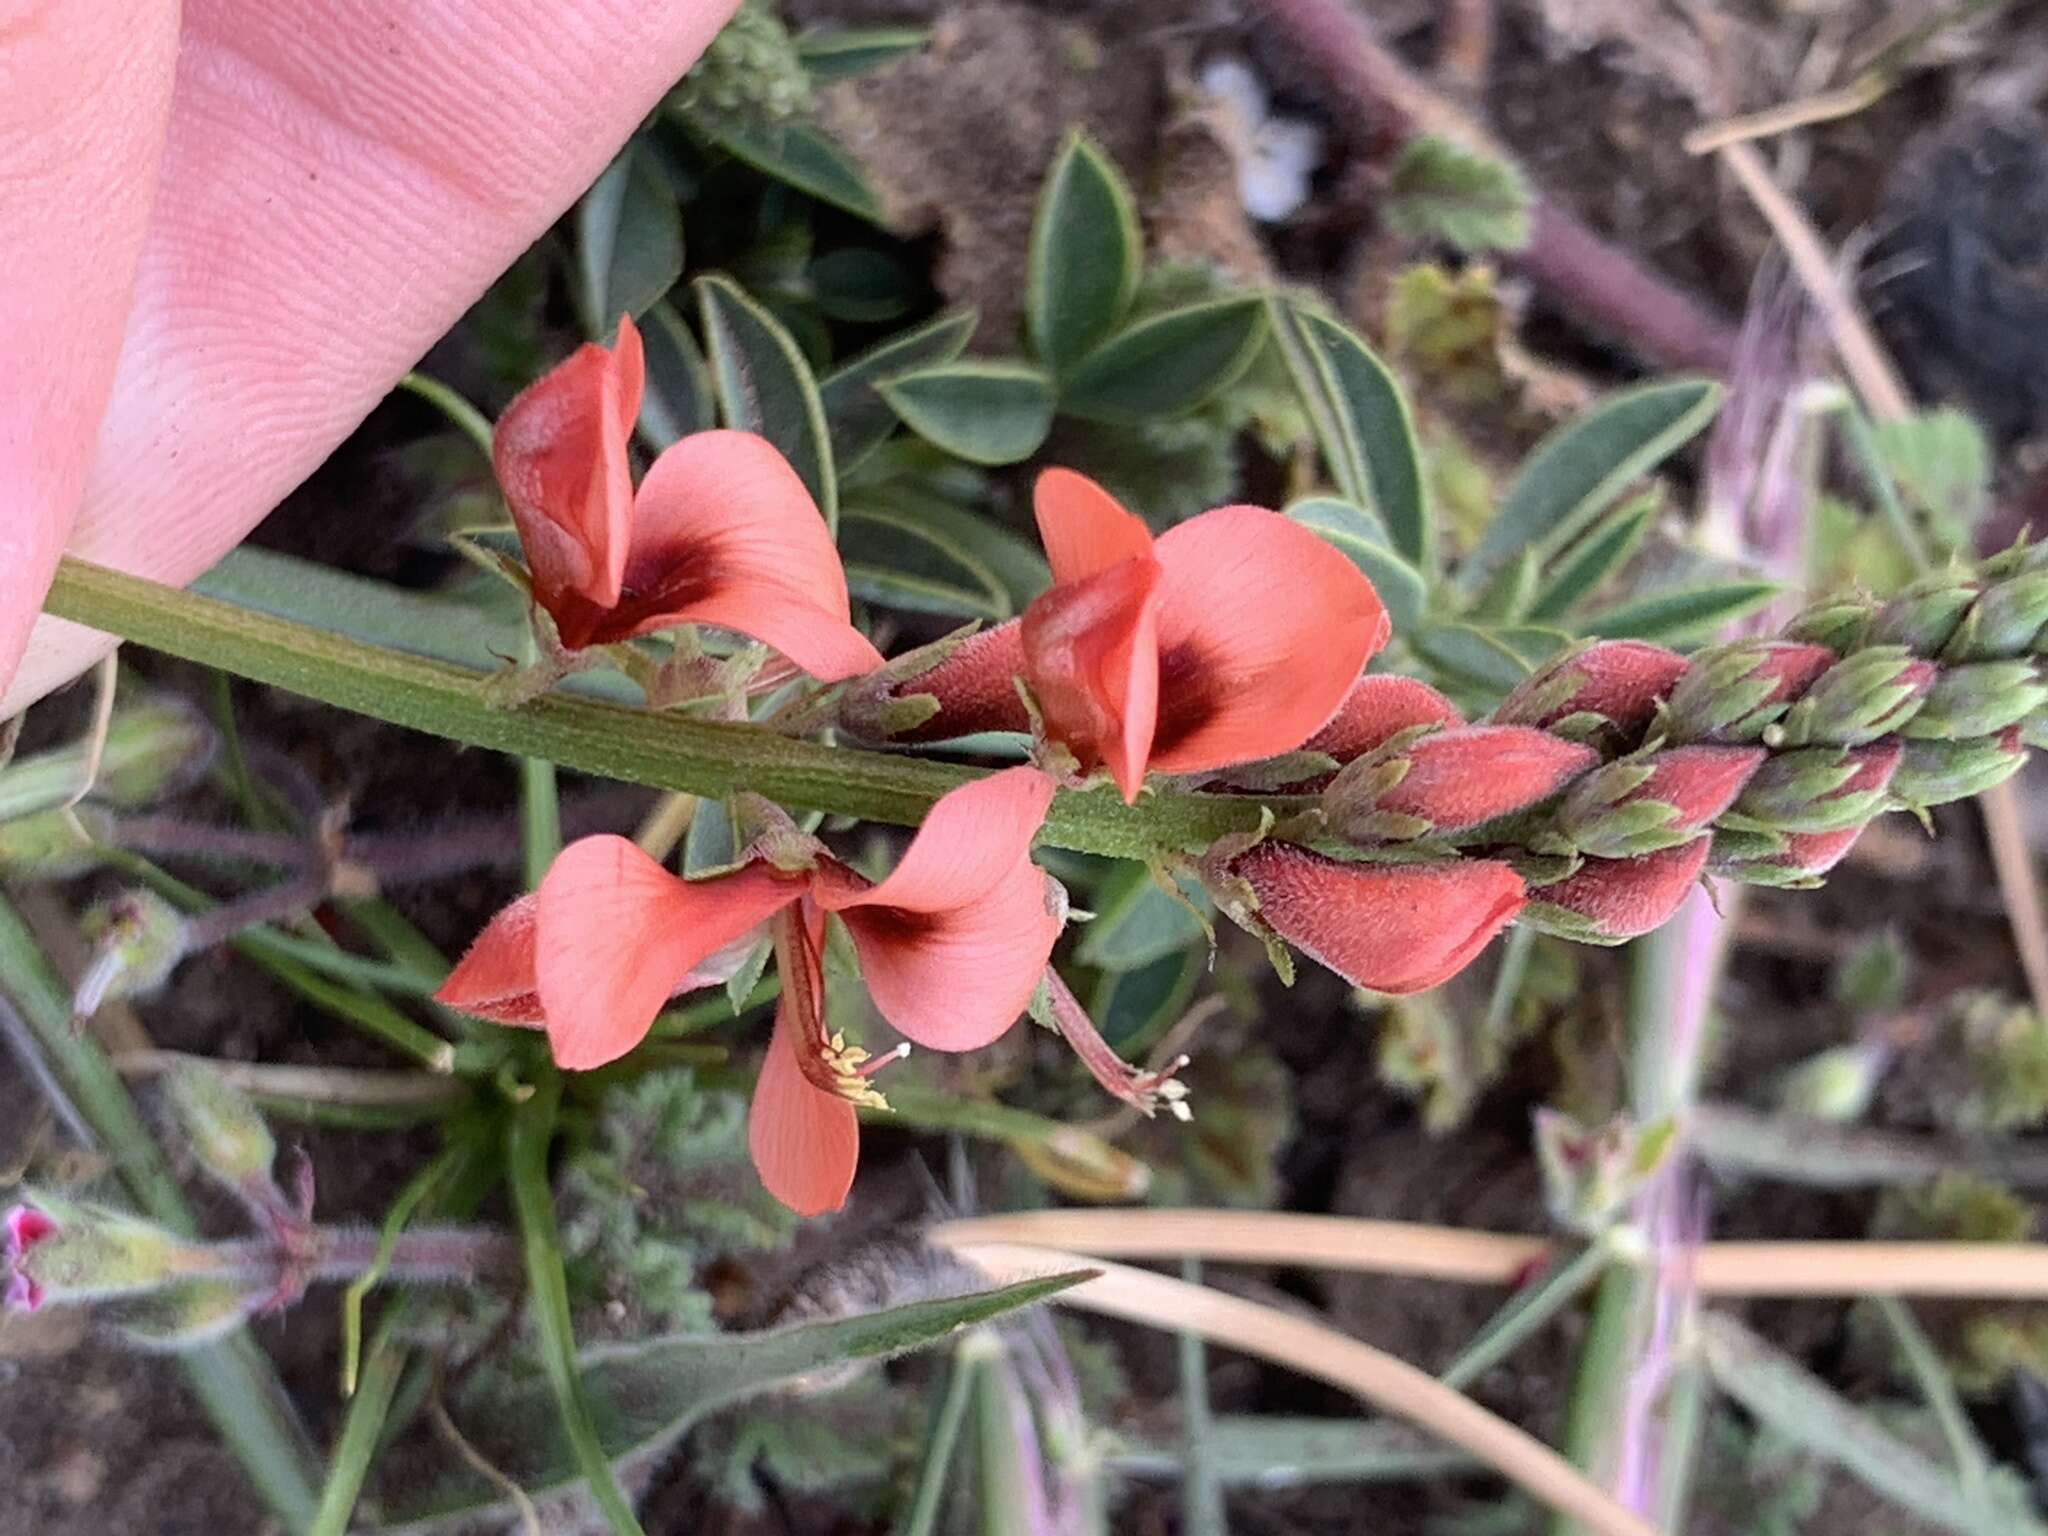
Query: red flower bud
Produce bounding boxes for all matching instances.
[1494,641,1689,738]
[1233,844,1525,994]
[4,1203,58,1312]
[1663,640,1838,742]
[1774,827,1863,878]
[1305,674,1463,762]
[889,621,1033,742]
[1526,838,1710,943]
[1354,725,1599,835]
[1561,745,1765,858]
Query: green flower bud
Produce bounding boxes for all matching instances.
[1781,592,1879,653]
[1662,641,1835,743]
[119,1281,261,1352]
[1533,1109,1678,1237]
[6,1195,203,1309]
[1945,570,2048,661]
[164,1065,278,1193]
[1730,742,1901,833]
[1899,660,2048,740]
[1868,568,1980,655]
[1775,1044,1885,1122]
[1558,745,1762,858]
[1891,731,2029,809]
[74,888,188,1015]
[0,805,111,880]
[1772,647,1935,746]
[0,698,214,823]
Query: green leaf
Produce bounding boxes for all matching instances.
[1382,136,1533,254]
[842,489,1047,617]
[635,301,717,450]
[1577,581,1779,642]
[1275,304,1432,569]
[378,1273,1089,1531]
[1058,297,1268,424]
[1413,623,1534,696]
[684,114,886,224]
[810,246,917,324]
[1284,497,1428,636]
[877,360,1056,466]
[1027,131,1143,374]
[1089,946,1202,1055]
[1699,1314,2046,1536]
[1527,491,1658,621]
[1467,377,1722,592]
[695,273,837,530]
[840,502,1013,621]
[577,144,685,336]
[507,1077,647,1536]
[192,548,635,702]
[818,308,978,475]
[1076,862,1210,973]
[1468,547,1538,624]
[794,26,929,79]
[1871,406,1991,530]
[1110,1416,1477,1486]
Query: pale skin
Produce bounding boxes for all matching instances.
[0,0,741,717]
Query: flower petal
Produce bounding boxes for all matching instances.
[1021,556,1162,801]
[821,766,1058,917]
[1034,468,1155,582]
[1235,844,1525,994]
[815,767,1060,1050]
[578,430,884,681]
[1147,506,1390,774]
[435,894,545,1026]
[748,984,860,1217]
[492,315,643,613]
[534,835,803,1070]
[840,869,1063,1051]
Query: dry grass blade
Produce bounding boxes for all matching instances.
[939,1239,1664,1536]
[933,1212,2048,1298]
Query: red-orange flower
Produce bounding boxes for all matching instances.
[493,315,883,681]
[438,768,1060,1214]
[901,470,1390,801]
[1232,843,1526,994]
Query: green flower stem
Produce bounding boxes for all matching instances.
[896,1342,985,1536]
[102,849,458,1072]
[507,1070,648,1536]
[306,1123,499,1536]
[0,891,325,1533]
[43,558,1283,860]
[1439,1239,1609,1392]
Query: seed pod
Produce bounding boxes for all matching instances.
[1661,641,1836,743]
[1559,745,1764,858]
[1774,648,1936,746]
[1731,741,1902,834]
[1518,838,1710,944]
[1492,641,1689,746]
[0,805,112,881]
[1899,660,2048,740]
[74,889,188,1014]
[1231,844,1525,994]
[1322,725,1598,842]
[1891,730,2030,808]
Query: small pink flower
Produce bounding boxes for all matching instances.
[4,1203,57,1312]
